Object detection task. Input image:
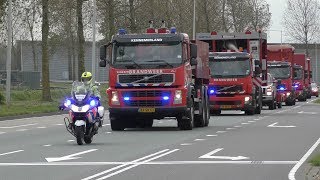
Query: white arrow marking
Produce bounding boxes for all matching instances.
[199,148,249,160]
[298,111,317,115]
[0,123,38,129]
[268,122,296,128]
[0,150,24,156]
[45,149,98,162]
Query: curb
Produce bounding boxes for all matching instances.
[0,111,68,121]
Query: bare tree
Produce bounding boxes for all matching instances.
[283,0,320,55]
[41,0,51,101]
[76,0,85,79]
[248,0,271,31]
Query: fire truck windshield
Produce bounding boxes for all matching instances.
[268,66,291,79]
[294,68,303,80]
[112,42,182,69]
[209,58,251,78]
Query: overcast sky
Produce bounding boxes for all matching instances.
[266,0,287,43]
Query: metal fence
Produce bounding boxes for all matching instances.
[0,71,40,89]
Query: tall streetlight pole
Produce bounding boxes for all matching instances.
[316,43,318,83]
[91,0,97,82]
[192,0,196,40]
[6,0,12,104]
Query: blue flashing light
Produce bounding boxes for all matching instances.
[163,96,169,100]
[170,27,177,34]
[118,28,126,35]
[65,99,72,106]
[124,97,130,101]
[209,89,215,94]
[294,84,299,88]
[279,87,285,91]
[90,99,96,107]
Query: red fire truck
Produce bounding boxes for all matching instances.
[293,53,307,101]
[196,31,267,115]
[99,22,210,130]
[267,45,296,106]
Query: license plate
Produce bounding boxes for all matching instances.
[220,105,232,109]
[138,107,156,113]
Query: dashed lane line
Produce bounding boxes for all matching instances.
[0,150,24,157]
[206,135,217,137]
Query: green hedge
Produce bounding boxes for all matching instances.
[0,91,4,104]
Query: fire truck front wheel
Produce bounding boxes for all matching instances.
[178,100,194,130]
[110,115,125,131]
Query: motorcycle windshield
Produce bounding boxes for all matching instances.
[71,81,89,102]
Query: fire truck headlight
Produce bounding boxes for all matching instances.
[286,92,291,97]
[266,92,272,96]
[111,91,120,105]
[173,90,182,104]
[245,96,250,102]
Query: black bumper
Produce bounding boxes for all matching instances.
[109,107,188,118]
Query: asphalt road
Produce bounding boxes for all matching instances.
[0,98,319,180]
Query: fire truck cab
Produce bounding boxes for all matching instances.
[197,31,267,115]
[99,22,210,131]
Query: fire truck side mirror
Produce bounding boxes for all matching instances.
[190,44,197,59]
[190,58,197,66]
[310,74,313,78]
[293,71,298,78]
[254,67,262,76]
[304,71,308,79]
[99,60,107,67]
[100,45,107,61]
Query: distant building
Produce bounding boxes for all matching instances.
[15,40,108,82]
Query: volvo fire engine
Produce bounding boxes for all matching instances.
[267,44,296,106]
[196,31,266,115]
[99,22,210,131]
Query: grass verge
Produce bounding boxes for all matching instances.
[309,154,320,166]
[0,82,109,118]
[314,99,320,104]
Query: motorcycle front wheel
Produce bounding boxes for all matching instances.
[75,126,85,145]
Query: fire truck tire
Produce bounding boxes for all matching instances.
[204,87,210,127]
[292,99,296,105]
[268,101,275,110]
[277,102,282,108]
[316,95,319,97]
[110,116,125,131]
[255,90,262,114]
[245,109,255,115]
[195,87,206,127]
[178,100,194,130]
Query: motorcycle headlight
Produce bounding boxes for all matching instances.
[64,99,72,108]
[173,90,182,104]
[286,92,291,97]
[266,92,272,96]
[70,104,90,112]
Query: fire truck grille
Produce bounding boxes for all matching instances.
[211,85,243,93]
[122,91,170,97]
[210,101,242,105]
[124,100,169,107]
[118,74,174,84]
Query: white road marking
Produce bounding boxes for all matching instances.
[0,150,24,156]
[206,135,217,137]
[226,128,235,130]
[55,124,64,126]
[82,149,171,180]
[194,139,206,141]
[37,127,46,129]
[105,132,112,134]
[268,122,296,128]
[297,111,317,115]
[241,123,249,125]
[43,144,52,147]
[16,129,28,132]
[0,123,38,129]
[199,148,249,160]
[158,121,163,124]
[248,121,255,123]
[254,118,260,120]
[234,126,242,128]
[216,131,226,133]
[102,124,110,127]
[0,132,6,135]
[289,137,320,180]
[180,143,192,146]
[45,149,98,162]
[67,140,75,142]
[95,149,179,180]
[0,161,298,166]
[293,106,301,109]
